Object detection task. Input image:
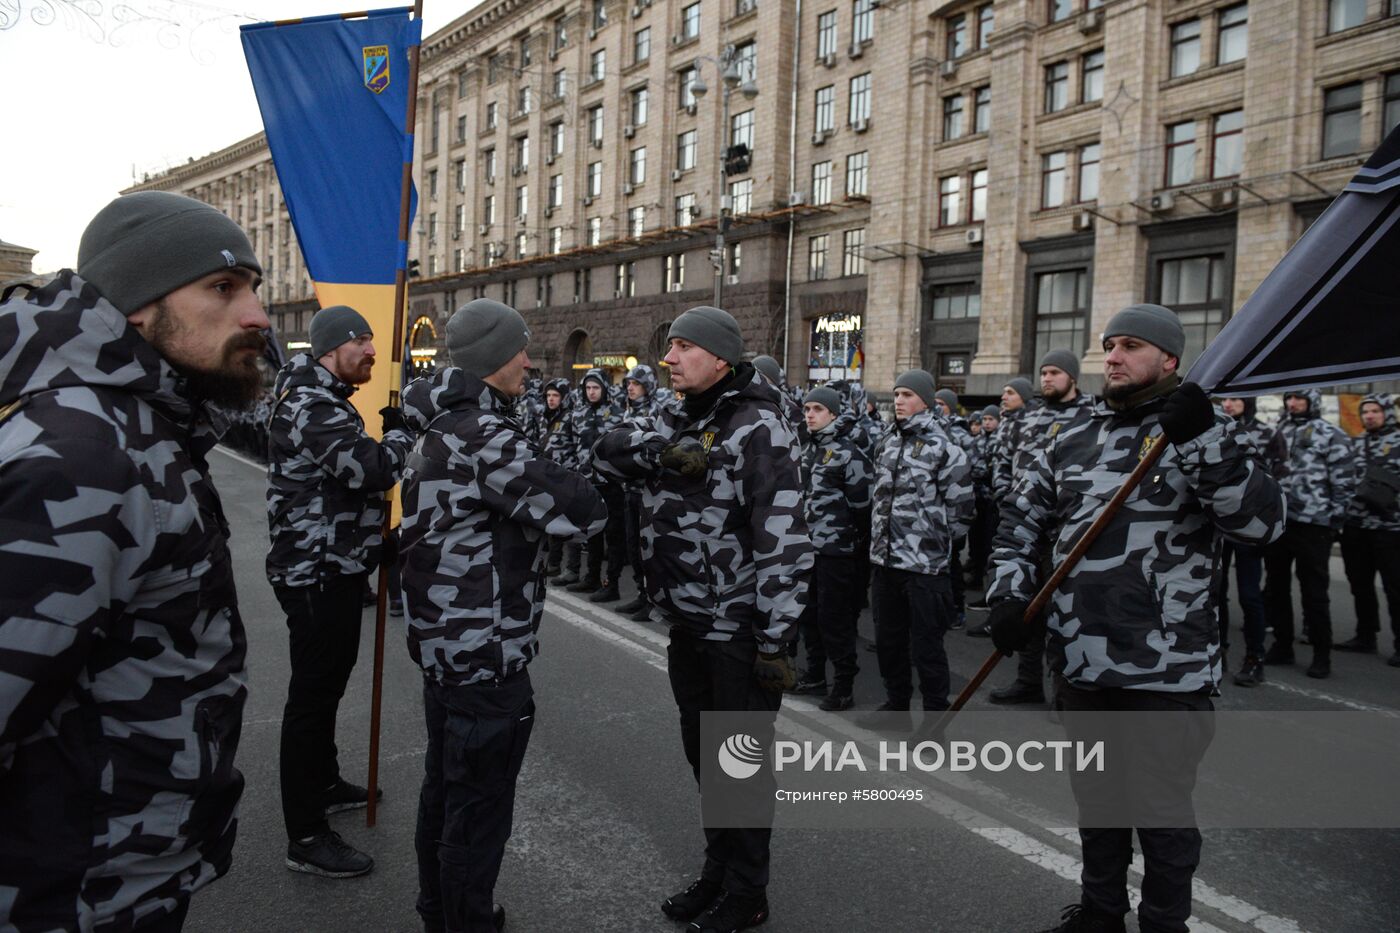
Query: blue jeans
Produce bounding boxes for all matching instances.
[1219,542,1265,657]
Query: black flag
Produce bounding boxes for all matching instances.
[1188,124,1400,395]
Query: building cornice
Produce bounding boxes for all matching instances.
[123,132,269,193]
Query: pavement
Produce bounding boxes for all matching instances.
[186,445,1400,932]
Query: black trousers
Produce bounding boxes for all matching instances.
[586,482,627,585]
[1055,679,1214,933]
[667,632,782,896]
[1217,542,1266,657]
[546,535,564,572]
[1341,525,1400,650]
[798,554,860,694]
[416,672,535,933]
[273,572,366,841]
[871,566,955,710]
[134,900,190,932]
[967,496,998,587]
[625,489,647,592]
[1264,521,1335,654]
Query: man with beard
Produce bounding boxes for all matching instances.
[0,192,265,931]
[1338,395,1400,665]
[988,304,1284,933]
[266,305,415,877]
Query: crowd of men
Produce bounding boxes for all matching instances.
[0,191,1397,933]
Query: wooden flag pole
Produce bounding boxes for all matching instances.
[932,433,1170,734]
[367,0,424,829]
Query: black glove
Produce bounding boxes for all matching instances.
[754,649,797,692]
[660,437,709,477]
[1159,382,1214,445]
[988,598,1037,657]
[380,404,407,434]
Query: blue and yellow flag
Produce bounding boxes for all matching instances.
[241,8,420,431]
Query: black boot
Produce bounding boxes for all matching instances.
[567,575,601,594]
[1035,904,1126,933]
[686,890,769,933]
[788,674,827,695]
[989,681,1046,705]
[630,601,654,622]
[661,878,722,921]
[819,690,854,711]
[1335,635,1377,653]
[1263,641,1295,665]
[1232,655,1266,687]
[855,700,912,732]
[1306,652,1331,679]
[554,569,579,586]
[616,594,647,614]
[589,582,621,603]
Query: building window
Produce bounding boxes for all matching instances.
[817,10,838,57]
[1082,50,1104,104]
[554,16,568,50]
[516,136,531,171]
[454,248,466,272]
[1033,268,1089,360]
[635,27,651,63]
[665,253,686,289]
[1322,83,1363,158]
[457,114,468,143]
[1165,120,1196,186]
[938,175,963,227]
[629,206,646,236]
[428,254,439,275]
[548,174,563,208]
[630,147,647,185]
[974,86,991,133]
[550,226,564,253]
[631,87,650,126]
[846,150,869,197]
[809,313,864,381]
[1385,73,1400,138]
[517,86,533,115]
[1048,0,1072,23]
[618,261,636,297]
[852,0,875,44]
[976,4,994,47]
[428,169,439,200]
[427,211,438,244]
[550,122,565,156]
[587,162,603,197]
[1078,143,1100,201]
[1211,110,1244,178]
[1217,4,1248,64]
[458,70,471,98]
[809,234,829,280]
[486,101,498,129]
[849,73,872,124]
[488,53,504,84]
[455,158,467,192]
[681,2,701,40]
[516,185,529,219]
[943,94,965,141]
[812,161,833,205]
[677,130,697,170]
[734,41,757,84]
[680,67,700,107]
[553,69,568,99]
[1041,150,1067,208]
[1159,255,1227,366]
[730,109,755,150]
[815,85,835,132]
[947,13,967,60]
[588,106,605,144]
[590,49,607,82]
[515,232,528,259]
[484,148,497,182]
[676,192,698,225]
[1328,0,1366,33]
[592,0,607,30]
[1045,61,1069,113]
[483,193,496,224]
[842,228,865,276]
[1170,19,1201,78]
[454,203,465,234]
[587,216,602,245]
[730,178,754,214]
[931,281,981,320]
[971,168,988,221]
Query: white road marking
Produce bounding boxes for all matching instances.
[212,444,267,472]
[1259,677,1394,712]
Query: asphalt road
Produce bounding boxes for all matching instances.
[186,446,1400,933]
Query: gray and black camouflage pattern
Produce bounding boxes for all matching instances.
[988,391,1286,692]
[802,409,873,556]
[1348,393,1400,532]
[1277,388,1358,529]
[992,403,1037,502]
[540,378,575,469]
[398,367,607,686]
[994,394,1096,504]
[0,271,246,931]
[621,365,662,493]
[594,363,813,648]
[265,353,413,587]
[570,368,624,482]
[868,409,974,576]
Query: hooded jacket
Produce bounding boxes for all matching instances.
[802,409,874,556]
[989,387,1286,692]
[398,368,607,686]
[264,353,414,587]
[994,393,1095,503]
[869,408,974,575]
[1347,393,1400,532]
[0,272,246,931]
[541,377,575,468]
[593,364,813,647]
[992,400,1041,502]
[1277,388,1357,529]
[1227,397,1288,481]
[570,368,624,482]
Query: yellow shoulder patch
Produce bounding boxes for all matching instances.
[701,431,717,452]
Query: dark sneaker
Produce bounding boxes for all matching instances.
[966,622,992,638]
[855,701,912,732]
[567,577,601,594]
[1335,636,1377,653]
[1035,904,1126,933]
[949,611,966,631]
[967,596,989,610]
[1389,652,1400,668]
[545,564,562,578]
[554,570,579,586]
[661,878,722,921]
[324,779,383,815]
[989,682,1046,705]
[616,595,647,614]
[630,603,654,622]
[388,599,404,619]
[1232,656,1266,687]
[788,676,827,695]
[819,692,854,712]
[589,585,621,603]
[1306,655,1331,679]
[686,890,769,933]
[492,904,506,931]
[285,831,374,878]
[362,587,377,607]
[1263,642,1295,665]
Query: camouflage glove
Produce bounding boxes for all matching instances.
[754,649,797,692]
[660,437,709,477]
[1160,382,1214,445]
[988,598,1038,657]
[380,404,407,434]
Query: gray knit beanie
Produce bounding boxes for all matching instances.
[1102,303,1186,359]
[310,305,372,358]
[753,355,784,386]
[1039,348,1080,381]
[447,298,531,377]
[77,191,261,315]
[980,404,1001,420]
[934,388,959,414]
[667,305,743,365]
[804,386,842,415]
[1005,377,1035,405]
[893,369,938,409]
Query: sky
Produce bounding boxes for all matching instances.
[2,0,462,273]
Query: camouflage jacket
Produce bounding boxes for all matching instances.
[0,272,246,931]
[802,410,874,556]
[541,402,574,468]
[594,364,813,647]
[972,429,998,496]
[991,404,1035,502]
[570,369,625,483]
[265,353,413,588]
[1230,406,1289,482]
[868,409,975,575]
[398,368,607,686]
[988,389,1286,692]
[620,372,662,492]
[1277,388,1358,529]
[994,395,1095,503]
[1347,393,1400,531]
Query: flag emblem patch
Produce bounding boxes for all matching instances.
[363,45,390,94]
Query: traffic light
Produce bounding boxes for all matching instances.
[723,143,751,177]
[407,258,421,279]
[709,247,724,270]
